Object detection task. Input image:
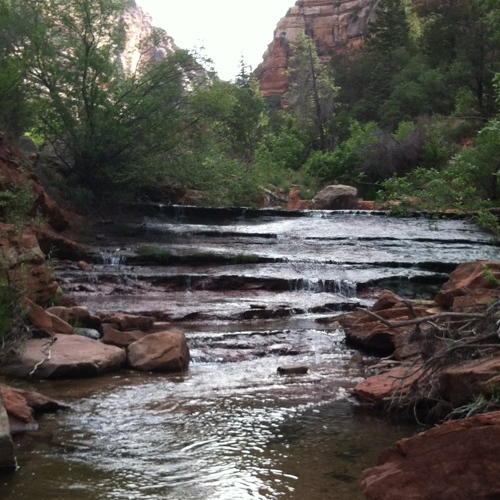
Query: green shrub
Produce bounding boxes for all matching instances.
[0,181,34,227]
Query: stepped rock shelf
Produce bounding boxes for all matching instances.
[2,204,500,498]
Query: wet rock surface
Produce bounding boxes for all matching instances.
[55,208,500,325]
[0,384,68,434]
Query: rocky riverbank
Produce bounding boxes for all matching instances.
[337,260,500,499]
[2,135,500,494]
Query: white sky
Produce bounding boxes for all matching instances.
[138,1,294,81]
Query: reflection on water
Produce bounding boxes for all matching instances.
[4,209,494,499]
[0,329,416,500]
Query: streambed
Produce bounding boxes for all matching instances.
[2,208,499,499]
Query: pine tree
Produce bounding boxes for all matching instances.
[283,31,338,151]
[365,0,412,57]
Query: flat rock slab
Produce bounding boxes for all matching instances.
[102,313,154,332]
[277,365,309,375]
[362,411,500,500]
[0,335,126,379]
[435,261,500,310]
[353,363,422,405]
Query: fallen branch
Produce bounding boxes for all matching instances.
[260,187,288,204]
[357,308,486,329]
[29,335,56,377]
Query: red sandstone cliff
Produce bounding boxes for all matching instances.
[254,0,378,97]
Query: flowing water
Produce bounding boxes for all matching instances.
[2,208,500,499]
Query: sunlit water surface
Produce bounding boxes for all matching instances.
[0,330,416,500]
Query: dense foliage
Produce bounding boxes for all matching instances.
[0,0,499,216]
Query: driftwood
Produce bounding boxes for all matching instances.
[357,307,486,329]
[260,187,288,205]
[356,300,500,422]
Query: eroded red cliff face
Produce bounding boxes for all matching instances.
[254,0,379,97]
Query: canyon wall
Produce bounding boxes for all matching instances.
[254,0,381,96]
[121,2,179,75]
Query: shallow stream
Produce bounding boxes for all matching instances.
[2,208,500,499]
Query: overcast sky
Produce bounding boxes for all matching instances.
[138,0,294,81]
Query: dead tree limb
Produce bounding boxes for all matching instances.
[357,308,486,329]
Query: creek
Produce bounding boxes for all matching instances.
[2,207,500,500]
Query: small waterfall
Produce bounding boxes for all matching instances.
[185,275,192,293]
[173,204,186,223]
[333,280,357,298]
[100,249,127,266]
[298,277,325,293]
[238,208,247,223]
[290,278,357,297]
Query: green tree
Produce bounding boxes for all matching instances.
[365,0,412,58]
[0,0,34,136]
[283,31,339,151]
[235,56,252,88]
[419,0,500,117]
[334,0,415,125]
[255,116,308,175]
[187,78,268,162]
[13,0,195,201]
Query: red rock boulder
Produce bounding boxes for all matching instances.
[311,185,358,210]
[286,188,312,210]
[358,199,376,210]
[437,355,500,406]
[339,291,430,357]
[0,224,59,304]
[25,299,73,334]
[353,362,422,405]
[435,261,500,311]
[103,328,149,348]
[127,330,190,372]
[0,384,36,433]
[362,411,500,500]
[0,394,15,469]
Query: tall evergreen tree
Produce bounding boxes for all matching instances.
[420,0,500,116]
[365,0,412,58]
[283,31,338,151]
